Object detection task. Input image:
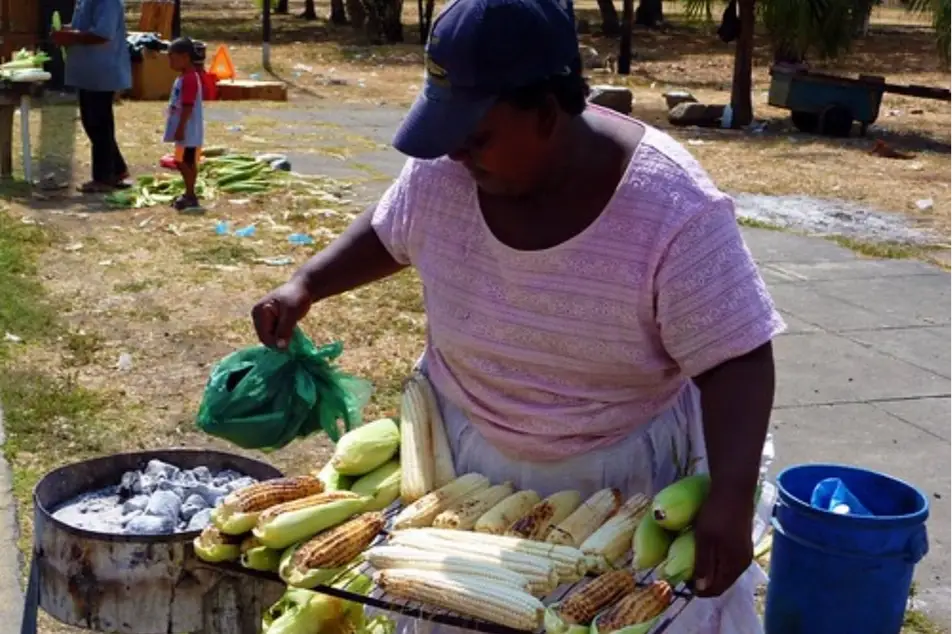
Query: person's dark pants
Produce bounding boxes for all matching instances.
[77,89,128,184]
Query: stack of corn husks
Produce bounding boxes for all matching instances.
[193,416,403,634]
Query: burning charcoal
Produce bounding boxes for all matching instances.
[126,514,176,535]
[122,495,150,514]
[174,470,199,490]
[156,479,185,499]
[190,466,212,483]
[225,477,256,492]
[191,483,228,507]
[144,460,180,481]
[144,490,182,521]
[213,470,243,487]
[187,508,213,531]
[180,494,209,521]
[138,475,158,495]
[117,471,141,501]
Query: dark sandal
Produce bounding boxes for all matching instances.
[77,181,115,194]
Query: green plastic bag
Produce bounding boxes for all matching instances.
[196,327,372,450]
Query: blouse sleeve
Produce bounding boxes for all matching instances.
[655,196,786,377]
[371,158,420,266]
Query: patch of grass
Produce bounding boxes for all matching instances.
[185,240,261,265]
[64,331,103,366]
[114,278,164,293]
[0,212,56,357]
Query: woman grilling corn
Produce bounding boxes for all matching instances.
[252,0,783,630]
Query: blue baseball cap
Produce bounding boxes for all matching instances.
[393,0,580,159]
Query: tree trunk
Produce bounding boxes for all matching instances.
[275,0,289,14]
[729,0,755,127]
[328,0,347,23]
[633,0,663,28]
[348,0,367,29]
[422,0,436,40]
[596,0,620,35]
[363,0,404,43]
[299,0,319,19]
[618,0,633,74]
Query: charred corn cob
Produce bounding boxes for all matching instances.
[596,581,673,632]
[433,482,515,530]
[375,569,545,631]
[392,473,490,529]
[557,570,637,625]
[240,536,282,572]
[411,371,456,487]
[507,490,581,541]
[212,475,325,535]
[193,525,243,563]
[399,374,435,503]
[475,490,541,534]
[280,512,385,588]
[366,544,532,592]
[580,493,650,573]
[253,490,369,550]
[331,418,400,476]
[547,488,622,548]
[390,527,584,583]
[388,529,559,593]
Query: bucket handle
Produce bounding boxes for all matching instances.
[771,517,929,564]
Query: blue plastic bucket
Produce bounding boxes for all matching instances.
[764,464,929,634]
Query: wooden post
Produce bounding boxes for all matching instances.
[262,0,272,70]
[617,0,633,74]
[0,104,13,178]
[729,0,754,127]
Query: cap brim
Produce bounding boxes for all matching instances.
[393,81,495,160]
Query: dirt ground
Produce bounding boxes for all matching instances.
[0,3,948,632]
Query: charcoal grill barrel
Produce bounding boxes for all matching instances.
[32,449,286,634]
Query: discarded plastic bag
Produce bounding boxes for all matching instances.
[196,327,372,450]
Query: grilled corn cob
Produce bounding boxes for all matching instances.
[193,526,243,563]
[399,374,435,503]
[212,475,325,535]
[507,490,582,541]
[433,482,515,530]
[390,527,584,583]
[547,488,622,548]
[580,493,650,573]
[240,536,282,572]
[557,570,637,625]
[331,418,401,476]
[375,569,545,631]
[253,490,369,550]
[280,512,385,588]
[351,459,401,512]
[388,529,559,593]
[595,581,673,632]
[392,473,490,529]
[411,371,456,487]
[366,544,532,592]
[475,490,541,534]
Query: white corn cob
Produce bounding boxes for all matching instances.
[475,490,541,534]
[388,529,559,593]
[392,473,490,530]
[547,488,623,547]
[366,544,532,592]
[433,482,515,530]
[580,493,650,573]
[393,527,585,581]
[411,371,456,487]
[399,374,435,503]
[375,569,545,631]
[506,490,582,541]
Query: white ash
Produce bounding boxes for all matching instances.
[52,459,258,535]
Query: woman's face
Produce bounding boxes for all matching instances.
[448,101,557,196]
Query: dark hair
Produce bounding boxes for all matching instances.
[169,37,205,63]
[498,63,590,116]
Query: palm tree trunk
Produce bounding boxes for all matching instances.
[300,0,320,19]
[596,0,621,34]
[729,0,755,127]
[328,0,347,23]
[275,0,289,14]
[634,0,664,28]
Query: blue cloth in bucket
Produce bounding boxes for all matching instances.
[810,477,872,516]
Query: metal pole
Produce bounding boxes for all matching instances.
[262,0,272,70]
[20,93,31,184]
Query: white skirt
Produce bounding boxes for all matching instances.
[381,357,771,634]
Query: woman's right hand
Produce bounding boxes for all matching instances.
[251,277,314,349]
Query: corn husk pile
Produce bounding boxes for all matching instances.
[105,153,349,209]
[0,48,51,82]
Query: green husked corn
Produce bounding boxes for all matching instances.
[330,418,401,477]
[350,460,401,511]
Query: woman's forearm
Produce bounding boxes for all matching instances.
[292,205,406,301]
[694,342,775,501]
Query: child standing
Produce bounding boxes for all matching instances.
[165,37,205,210]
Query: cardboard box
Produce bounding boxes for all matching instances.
[216,79,287,102]
[130,49,179,101]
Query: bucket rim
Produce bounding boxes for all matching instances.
[776,463,930,526]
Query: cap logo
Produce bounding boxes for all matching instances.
[425,55,450,87]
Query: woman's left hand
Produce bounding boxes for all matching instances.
[691,486,754,598]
